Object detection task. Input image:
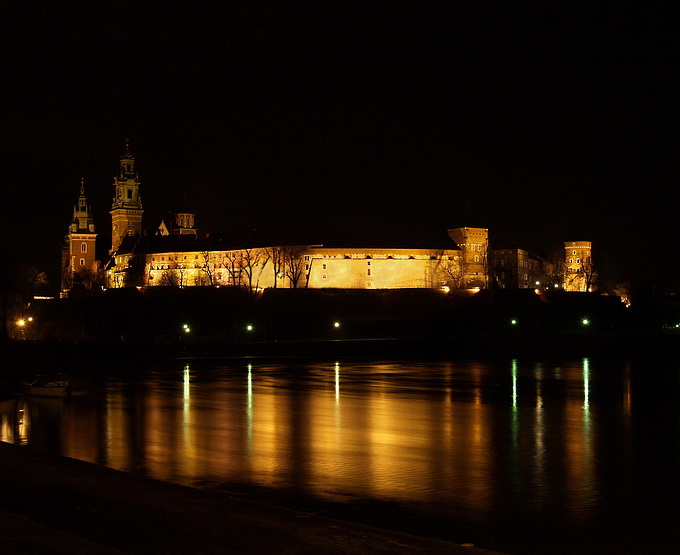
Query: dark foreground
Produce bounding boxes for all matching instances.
[0,442,500,554]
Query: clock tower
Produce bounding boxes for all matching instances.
[110,139,144,253]
[61,178,98,295]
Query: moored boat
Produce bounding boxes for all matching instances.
[21,374,71,398]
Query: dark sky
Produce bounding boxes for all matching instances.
[2,3,677,293]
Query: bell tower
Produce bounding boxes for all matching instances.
[110,139,144,253]
[61,178,98,295]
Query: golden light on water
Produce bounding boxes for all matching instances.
[5,360,614,518]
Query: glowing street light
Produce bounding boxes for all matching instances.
[333,321,341,328]
[511,319,518,326]
[582,318,590,326]
[182,324,191,333]
[246,324,254,332]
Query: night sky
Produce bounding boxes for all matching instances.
[2,3,677,294]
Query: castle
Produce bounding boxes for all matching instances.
[61,143,595,296]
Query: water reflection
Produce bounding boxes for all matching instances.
[3,357,680,552]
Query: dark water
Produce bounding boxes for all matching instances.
[2,357,680,554]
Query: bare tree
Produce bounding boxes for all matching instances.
[581,256,598,292]
[544,250,566,289]
[266,246,285,288]
[18,266,49,301]
[241,247,270,294]
[163,261,187,288]
[72,268,99,293]
[613,281,631,307]
[283,245,306,288]
[440,255,465,289]
[161,267,179,287]
[200,251,216,286]
[220,251,245,287]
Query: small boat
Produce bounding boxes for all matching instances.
[21,374,72,398]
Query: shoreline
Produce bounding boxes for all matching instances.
[4,329,680,364]
[0,441,501,554]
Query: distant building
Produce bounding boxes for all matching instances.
[60,178,98,296]
[110,139,143,254]
[563,241,595,292]
[491,249,545,290]
[60,143,595,296]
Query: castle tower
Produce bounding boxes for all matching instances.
[447,227,489,288]
[110,139,143,253]
[564,241,593,292]
[174,212,196,235]
[61,178,98,295]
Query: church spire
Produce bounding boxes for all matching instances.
[119,138,136,179]
[71,177,95,233]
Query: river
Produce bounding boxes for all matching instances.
[1,356,679,554]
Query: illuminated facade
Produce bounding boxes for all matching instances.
[563,241,595,292]
[110,140,144,253]
[447,227,488,288]
[112,243,465,290]
[61,143,595,295]
[60,178,98,296]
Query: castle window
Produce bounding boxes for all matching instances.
[367,269,371,276]
[573,250,577,255]
[81,243,87,252]
[322,273,327,280]
[79,258,85,266]
[474,255,479,262]
[127,190,132,199]
[577,258,581,263]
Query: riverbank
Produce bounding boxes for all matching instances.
[0,442,500,554]
[4,327,680,367]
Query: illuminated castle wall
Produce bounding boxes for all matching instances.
[61,144,595,295]
[112,244,467,291]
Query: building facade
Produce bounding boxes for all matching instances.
[61,178,98,296]
[491,249,545,290]
[563,241,595,292]
[110,140,144,253]
[60,143,595,296]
